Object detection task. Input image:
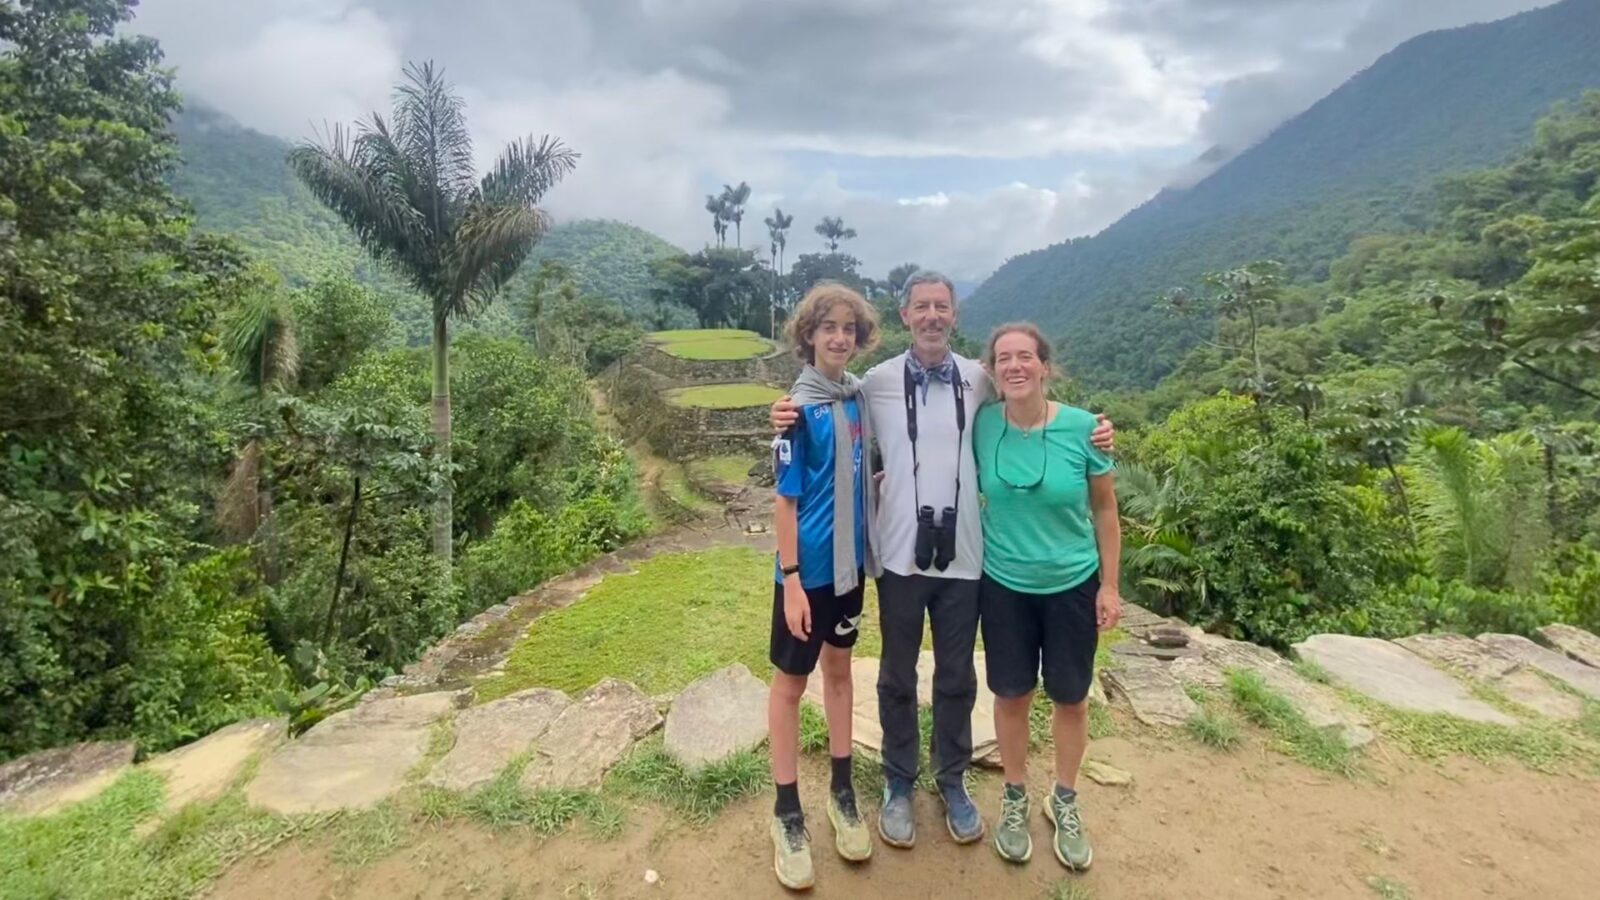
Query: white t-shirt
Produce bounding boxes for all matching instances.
[863,351,994,581]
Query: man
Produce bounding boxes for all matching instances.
[772,271,1115,848]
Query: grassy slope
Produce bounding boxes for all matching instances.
[665,384,784,409]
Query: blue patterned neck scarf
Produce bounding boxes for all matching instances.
[906,351,955,403]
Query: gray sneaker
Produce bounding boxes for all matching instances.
[1045,790,1093,871]
[878,777,916,848]
[940,782,984,844]
[992,784,1032,863]
[770,812,814,890]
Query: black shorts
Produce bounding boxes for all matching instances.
[770,574,865,676]
[979,573,1099,704]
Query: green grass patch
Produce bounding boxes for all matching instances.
[478,546,883,700]
[1048,880,1095,900]
[688,454,756,486]
[1367,875,1411,899]
[0,770,332,900]
[1292,658,1333,684]
[1186,708,1243,751]
[1088,702,1118,740]
[666,383,785,409]
[606,735,768,824]
[1579,702,1600,742]
[1356,701,1594,772]
[1226,669,1358,776]
[649,329,773,360]
[329,803,410,868]
[799,702,830,754]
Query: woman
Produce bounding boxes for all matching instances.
[974,323,1121,871]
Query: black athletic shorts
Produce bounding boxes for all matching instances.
[770,573,865,676]
[979,572,1099,704]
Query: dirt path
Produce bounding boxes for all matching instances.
[211,726,1600,900]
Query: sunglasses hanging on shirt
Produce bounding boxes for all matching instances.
[993,408,1049,491]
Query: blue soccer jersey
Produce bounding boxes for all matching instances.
[773,399,866,590]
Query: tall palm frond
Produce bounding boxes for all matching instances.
[1406,426,1548,590]
[288,123,425,283]
[393,61,477,212]
[480,135,579,208]
[453,203,552,312]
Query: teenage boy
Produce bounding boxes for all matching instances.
[767,281,883,891]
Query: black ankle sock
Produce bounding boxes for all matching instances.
[775,781,801,817]
[830,755,853,794]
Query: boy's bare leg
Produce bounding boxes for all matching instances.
[769,671,808,785]
[819,644,853,755]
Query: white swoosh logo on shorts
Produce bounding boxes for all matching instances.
[835,614,862,637]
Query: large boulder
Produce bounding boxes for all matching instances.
[145,718,287,813]
[1477,633,1600,701]
[246,691,463,814]
[664,665,769,773]
[1397,634,1581,722]
[426,688,571,792]
[0,740,135,816]
[1293,635,1514,726]
[521,679,662,791]
[1535,623,1600,670]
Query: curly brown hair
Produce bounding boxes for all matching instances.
[785,281,881,363]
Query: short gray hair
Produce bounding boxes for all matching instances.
[900,269,957,307]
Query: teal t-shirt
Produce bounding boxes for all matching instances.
[975,403,1114,594]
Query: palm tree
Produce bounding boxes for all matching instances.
[815,215,856,253]
[764,207,793,337]
[705,194,728,246]
[218,282,299,551]
[1406,426,1548,591]
[1116,462,1210,619]
[290,61,578,565]
[721,181,751,247]
[887,262,921,300]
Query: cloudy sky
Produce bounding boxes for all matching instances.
[130,0,1555,283]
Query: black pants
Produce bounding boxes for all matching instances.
[875,571,979,791]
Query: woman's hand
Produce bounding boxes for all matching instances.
[783,575,812,640]
[1095,583,1122,633]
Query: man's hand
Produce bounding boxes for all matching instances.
[1091,413,1116,454]
[771,396,799,433]
[783,575,811,640]
[1095,583,1122,633]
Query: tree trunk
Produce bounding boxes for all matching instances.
[431,315,453,566]
[324,474,362,644]
[1384,454,1417,546]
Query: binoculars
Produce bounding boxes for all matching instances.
[914,505,958,571]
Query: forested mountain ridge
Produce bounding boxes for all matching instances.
[169,104,680,319]
[963,0,1600,390]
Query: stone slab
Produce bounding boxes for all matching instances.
[1398,633,1580,721]
[1293,635,1514,726]
[0,740,136,816]
[664,664,769,772]
[1478,633,1600,702]
[803,657,884,753]
[1081,760,1133,786]
[1102,655,1198,727]
[145,718,287,813]
[425,688,571,792]
[1537,623,1600,670]
[246,691,463,814]
[1395,633,1519,681]
[1175,635,1375,748]
[521,679,662,791]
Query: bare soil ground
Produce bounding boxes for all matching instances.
[211,725,1600,900]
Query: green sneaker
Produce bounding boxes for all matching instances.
[992,784,1032,864]
[827,790,873,862]
[1045,790,1092,871]
[770,813,815,890]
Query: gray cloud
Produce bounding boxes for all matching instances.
[129,0,1559,282]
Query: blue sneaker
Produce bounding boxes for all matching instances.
[878,777,916,848]
[940,782,984,844]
